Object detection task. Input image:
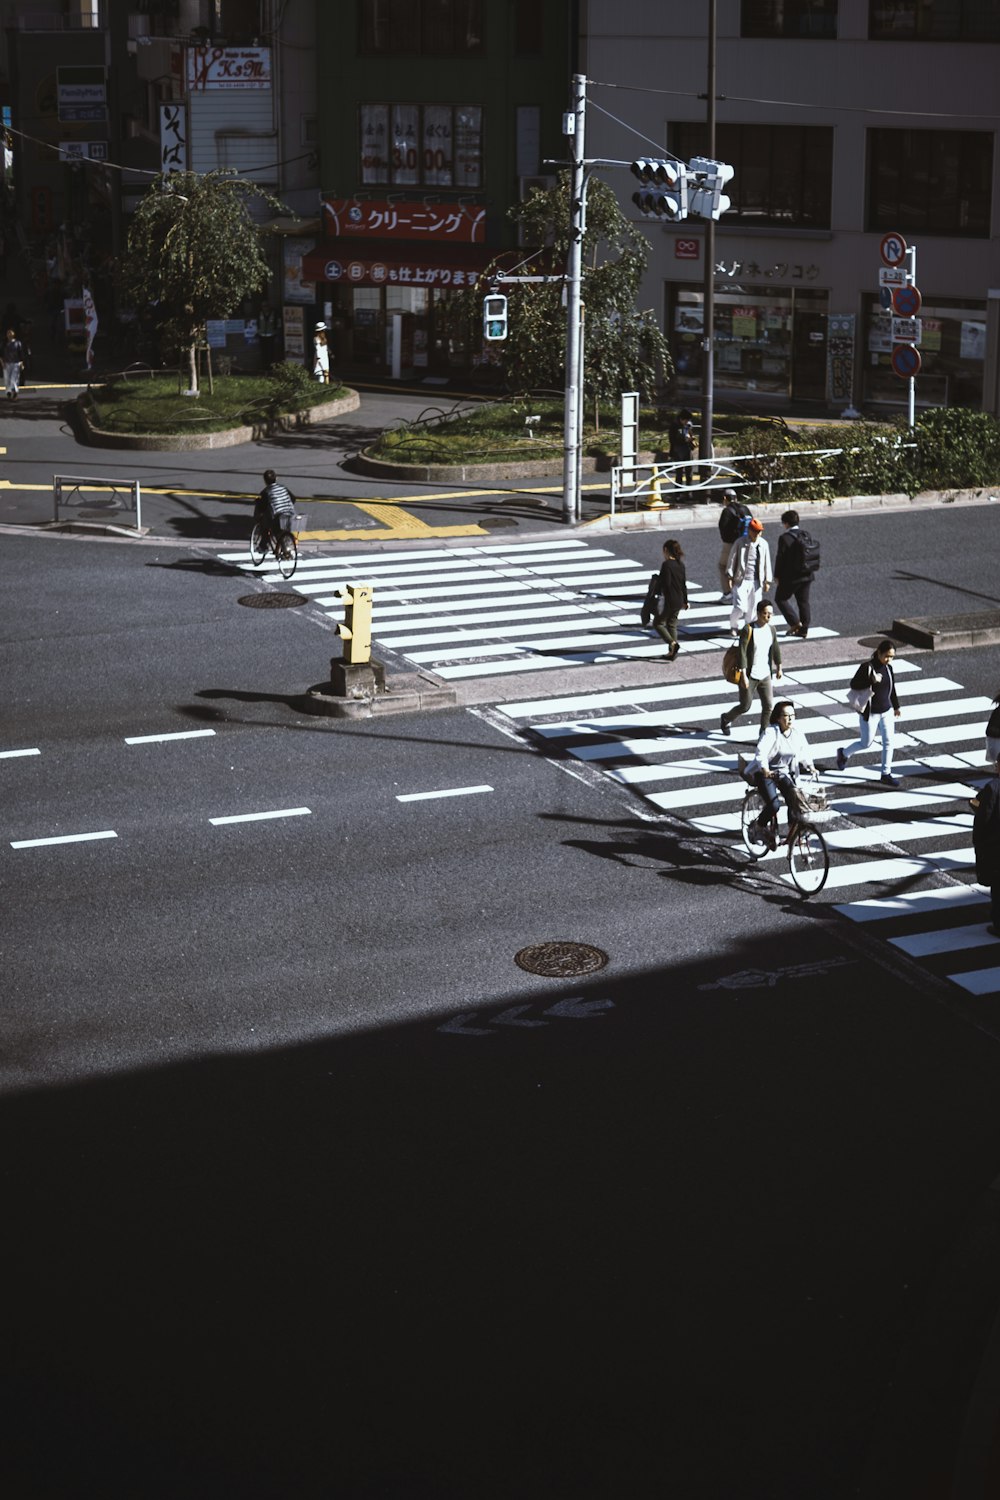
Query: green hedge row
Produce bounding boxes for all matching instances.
[731,408,1000,501]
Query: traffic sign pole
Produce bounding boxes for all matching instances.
[907,245,917,429]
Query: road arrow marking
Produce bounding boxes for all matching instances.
[545,998,615,1019]
[437,1012,495,1035]
[491,1006,547,1027]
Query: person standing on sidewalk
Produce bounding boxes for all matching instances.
[2,327,25,400]
[717,489,751,599]
[726,518,773,634]
[720,599,782,737]
[641,538,688,661]
[313,321,330,383]
[835,640,902,786]
[774,509,814,638]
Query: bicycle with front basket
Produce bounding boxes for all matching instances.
[249,511,306,581]
[739,771,831,897]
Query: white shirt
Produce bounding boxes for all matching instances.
[748,622,775,681]
[746,722,814,778]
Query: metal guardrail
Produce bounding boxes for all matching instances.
[610,444,914,513]
[53,474,142,530]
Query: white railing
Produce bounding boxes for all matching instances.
[610,445,891,513]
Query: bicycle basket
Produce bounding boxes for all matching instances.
[795,782,830,818]
[292,513,308,532]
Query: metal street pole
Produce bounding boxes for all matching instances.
[562,72,587,525]
[699,0,717,475]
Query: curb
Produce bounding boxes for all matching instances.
[73,387,361,451]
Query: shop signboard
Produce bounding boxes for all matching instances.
[57,67,107,123]
[187,47,272,90]
[321,198,485,242]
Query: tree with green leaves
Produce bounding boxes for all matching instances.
[467,171,672,421]
[119,169,283,394]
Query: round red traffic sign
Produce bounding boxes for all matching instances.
[892,283,922,317]
[880,232,908,268]
[892,343,921,380]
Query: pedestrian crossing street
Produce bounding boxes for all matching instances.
[223,538,838,681]
[492,660,1000,1001]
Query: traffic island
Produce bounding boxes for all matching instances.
[300,659,456,718]
[298,582,457,717]
[892,610,1000,650]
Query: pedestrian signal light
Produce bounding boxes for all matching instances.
[335,584,373,664]
[686,157,735,220]
[630,157,687,221]
[483,293,508,341]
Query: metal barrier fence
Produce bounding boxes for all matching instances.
[53,474,142,530]
[610,448,848,513]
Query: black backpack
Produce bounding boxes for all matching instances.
[797,528,821,573]
[719,502,752,545]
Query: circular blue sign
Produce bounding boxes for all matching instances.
[892,344,921,380]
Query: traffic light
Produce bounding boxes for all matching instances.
[686,157,735,220]
[630,157,687,221]
[335,584,373,664]
[483,293,508,341]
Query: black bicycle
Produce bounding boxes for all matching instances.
[739,773,830,897]
[249,517,299,580]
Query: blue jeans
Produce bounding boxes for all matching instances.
[844,711,895,775]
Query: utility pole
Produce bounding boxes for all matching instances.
[562,72,587,526]
[699,0,717,473]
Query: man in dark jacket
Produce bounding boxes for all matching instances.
[774,508,813,638]
[717,488,751,599]
[972,755,1000,936]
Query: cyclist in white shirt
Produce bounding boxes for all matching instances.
[744,701,818,843]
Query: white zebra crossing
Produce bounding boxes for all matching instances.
[493,660,999,997]
[222,538,839,682]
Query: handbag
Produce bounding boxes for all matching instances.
[846,685,873,714]
[722,644,742,685]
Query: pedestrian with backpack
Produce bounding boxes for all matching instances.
[774,509,820,639]
[717,488,752,598]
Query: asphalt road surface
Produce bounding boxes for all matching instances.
[4,523,1000,1497]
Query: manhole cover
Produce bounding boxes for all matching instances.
[514,941,609,978]
[478,516,517,529]
[237,592,306,609]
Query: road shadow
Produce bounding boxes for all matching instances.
[4,934,1000,1498]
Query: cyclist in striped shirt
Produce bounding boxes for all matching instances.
[255,469,296,555]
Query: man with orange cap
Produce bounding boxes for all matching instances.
[725,516,773,635]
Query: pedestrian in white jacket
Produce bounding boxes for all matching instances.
[726,519,773,633]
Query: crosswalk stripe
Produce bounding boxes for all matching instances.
[491,656,997,995]
[223,536,845,684]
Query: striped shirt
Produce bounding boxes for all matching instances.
[260,481,295,518]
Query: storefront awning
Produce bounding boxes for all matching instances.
[301,238,509,289]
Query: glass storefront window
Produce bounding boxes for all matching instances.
[670,283,830,401]
[862,293,986,408]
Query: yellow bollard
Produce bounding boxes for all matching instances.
[334,584,373,664]
[643,467,671,509]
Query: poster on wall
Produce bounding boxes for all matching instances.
[283,238,316,304]
[961,321,986,360]
[283,305,305,362]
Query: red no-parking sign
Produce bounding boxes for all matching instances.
[892,283,922,318]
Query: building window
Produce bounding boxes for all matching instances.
[515,0,543,52]
[870,1,1000,41]
[360,0,485,54]
[741,1,838,37]
[862,292,987,408]
[867,129,993,235]
[671,123,832,229]
[360,102,483,188]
